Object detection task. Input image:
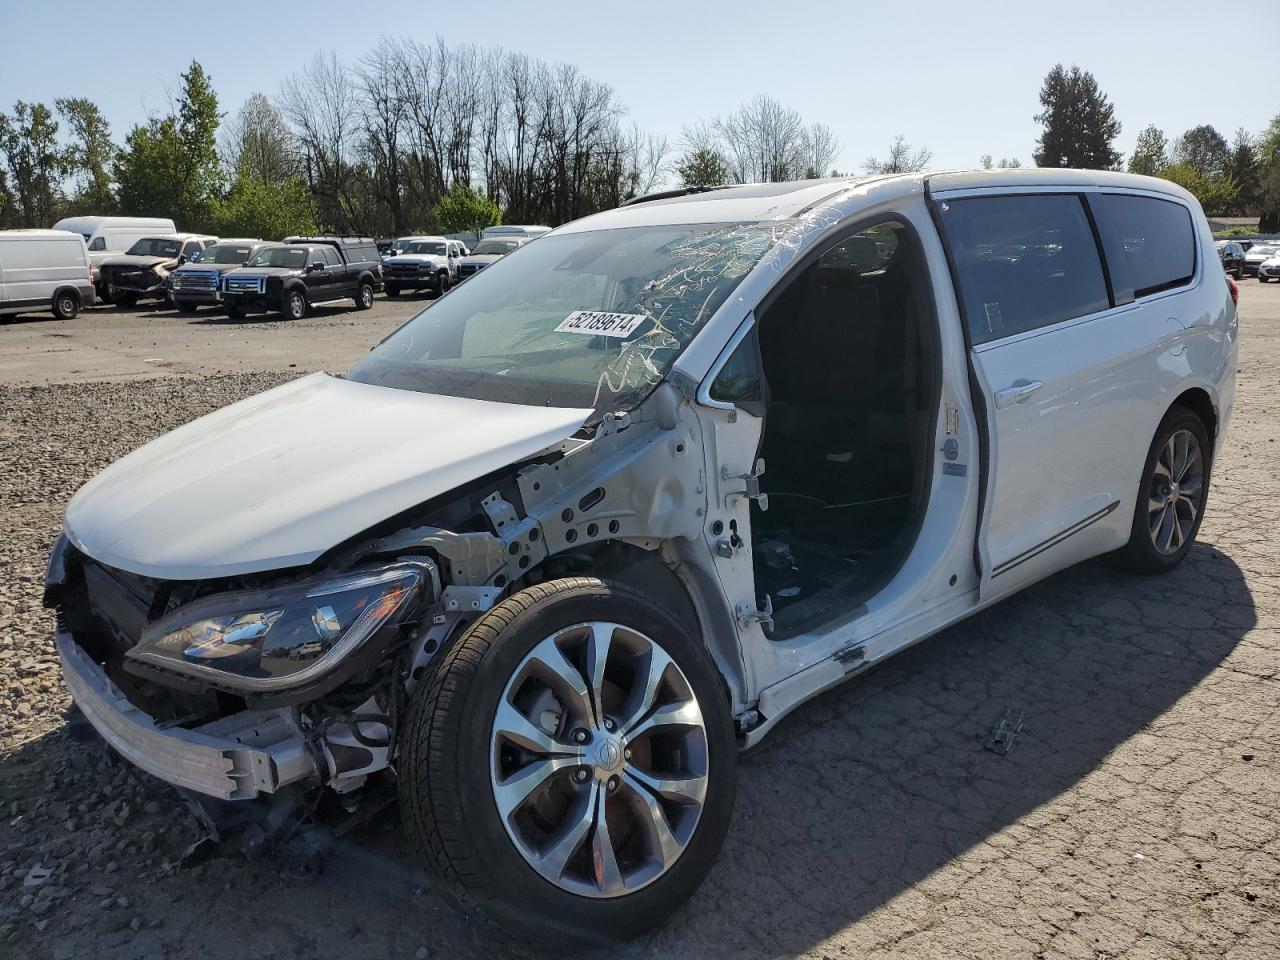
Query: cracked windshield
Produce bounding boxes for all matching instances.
[348,222,784,412]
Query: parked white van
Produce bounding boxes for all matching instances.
[0,229,96,319]
[52,216,177,297]
[48,169,1237,940]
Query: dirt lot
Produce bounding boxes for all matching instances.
[0,284,1277,960]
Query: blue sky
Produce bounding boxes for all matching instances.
[1,0,1276,174]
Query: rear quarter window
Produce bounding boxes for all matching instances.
[1102,194,1195,297]
[937,193,1111,346]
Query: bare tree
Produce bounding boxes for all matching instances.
[864,134,932,174]
[799,122,840,179]
[715,95,805,183]
[220,93,295,185]
[279,52,361,231]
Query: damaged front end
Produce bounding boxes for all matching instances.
[46,541,434,801]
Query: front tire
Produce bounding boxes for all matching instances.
[281,288,307,320]
[1122,405,1211,573]
[114,293,137,309]
[225,302,247,320]
[434,271,450,296]
[175,300,198,314]
[385,283,400,297]
[399,578,736,943]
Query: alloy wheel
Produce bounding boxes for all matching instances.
[490,621,709,898]
[1148,428,1204,555]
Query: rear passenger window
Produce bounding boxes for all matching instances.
[1102,195,1195,297]
[939,194,1110,345]
[322,248,342,267]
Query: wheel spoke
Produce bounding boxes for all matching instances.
[493,755,581,821]
[1177,497,1198,537]
[584,622,614,728]
[1152,504,1174,553]
[617,645,674,734]
[625,765,708,806]
[536,784,597,880]
[589,786,625,896]
[627,696,703,740]
[525,636,592,724]
[620,769,685,867]
[1176,442,1200,483]
[1179,472,1203,497]
[1148,494,1167,514]
[493,699,581,756]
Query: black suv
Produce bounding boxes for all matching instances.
[1217,241,1245,278]
[220,237,384,320]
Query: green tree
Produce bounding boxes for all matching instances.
[432,183,501,241]
[1032,64,1122,170]
[115,61,223,229]
[1259,114,1280,232]
[676,148,730,187]
[1171,124,1230,179]
[221,93,295,186]
[1159,163,1238,216]
[0,101,66,226]
[1128,125,1167,177]
[56,97,115,213]
[1226,128,1260,214]
[213,175,316,240]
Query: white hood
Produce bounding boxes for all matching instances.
[65,373,592,580]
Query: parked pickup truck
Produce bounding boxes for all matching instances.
[98,234,218,307]
[167,239,267,312]
[383,236,466,297]
[219,238,383,319]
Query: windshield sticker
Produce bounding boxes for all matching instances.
[556,311,649,338]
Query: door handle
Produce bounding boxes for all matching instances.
[993,379,1043,408]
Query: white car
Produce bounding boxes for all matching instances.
[1257,250,1280,282]
[456,236,526,280]
[1243,243,1278,277]
[48,169,1236,941]
[383,236,466,296]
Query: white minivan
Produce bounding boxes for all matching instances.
[52,216,177,297]
[0,229,96,319]
[48,169,1237,941]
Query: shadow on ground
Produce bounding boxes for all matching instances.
[3,540,1253,960]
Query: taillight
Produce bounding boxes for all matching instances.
[1227,275,1239,307]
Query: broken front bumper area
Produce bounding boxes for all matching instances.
[57,631,318,801]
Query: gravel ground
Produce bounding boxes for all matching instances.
[0,284,1278,959]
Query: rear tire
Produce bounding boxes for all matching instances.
[52,291,79,320]
[355,282,374,310]
[399,577,736,944]
[1121,405,1211,573]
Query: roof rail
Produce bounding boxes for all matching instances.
[620,185,734,207]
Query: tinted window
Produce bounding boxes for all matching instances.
[710,331,763,405]
[89,236,105,251]
[939,194,1110,345]
[322,247,342,266]
[1103,195,1195,297]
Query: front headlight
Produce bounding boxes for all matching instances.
[126,564,428,693]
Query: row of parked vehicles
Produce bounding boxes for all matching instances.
[1216,238,1280,281]
[0,217,550,320]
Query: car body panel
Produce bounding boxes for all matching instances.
[64,372,593,580]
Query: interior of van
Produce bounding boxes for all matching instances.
[745,220,938,638]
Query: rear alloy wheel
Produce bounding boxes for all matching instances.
[1123,406,1210,573]
[355,282,374,310]
[399,578,736,943]
[52,291,79,320]
[282,289,307,320]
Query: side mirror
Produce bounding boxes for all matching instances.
[306,262,323,273]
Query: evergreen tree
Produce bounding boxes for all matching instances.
[676,149,730,188]
[1127,125,1167,177]
[1226,128,1260,214]
[1032,64,1122,170]
[1258,114,1280,232]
